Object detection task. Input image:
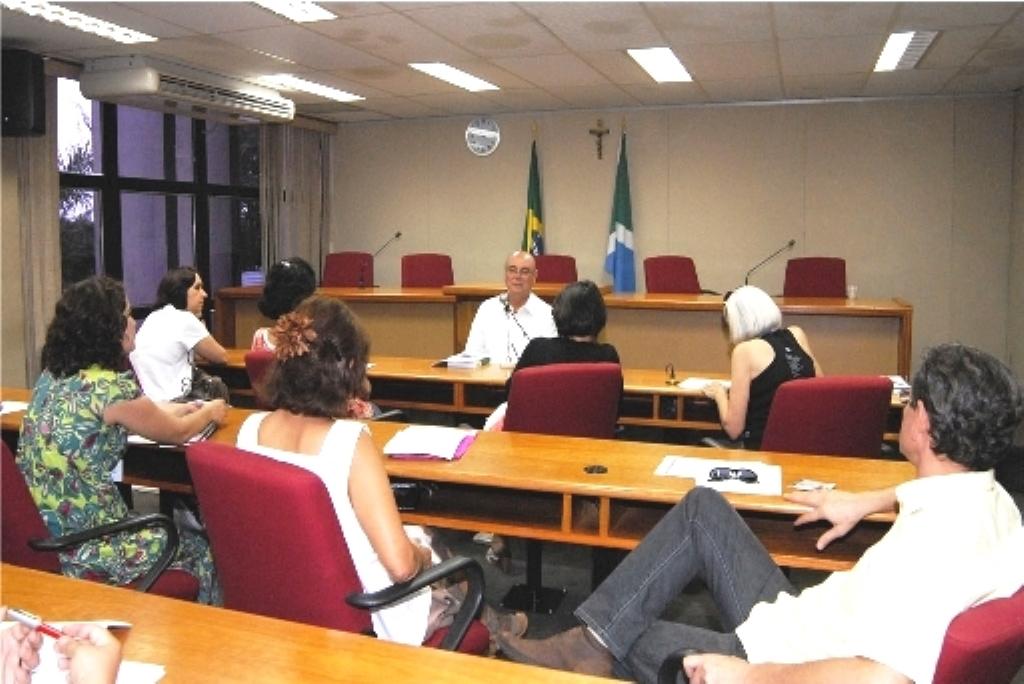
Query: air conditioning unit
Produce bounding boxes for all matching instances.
[80,55,295,124]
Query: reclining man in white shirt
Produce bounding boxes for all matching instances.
[498,342,1024,684]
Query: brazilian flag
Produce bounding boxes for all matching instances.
[521,141,544,255]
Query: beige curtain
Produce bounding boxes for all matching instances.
[17,75,62,382]
[259,124,332,279]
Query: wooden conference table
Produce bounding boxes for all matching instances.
[1,388,913,572]
[0,564,609,684]
[213,285,913,377]
[211,349,906,440]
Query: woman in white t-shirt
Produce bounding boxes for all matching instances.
[130,267,228,401]
[235,296,524,645]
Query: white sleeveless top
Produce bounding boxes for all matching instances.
[236,412,430,644]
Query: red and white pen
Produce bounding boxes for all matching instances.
[5,607,65,639]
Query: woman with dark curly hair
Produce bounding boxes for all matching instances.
[251,257,317,351]
[234,296,525,644]
[16,275,227,604]
[130,266,228,401]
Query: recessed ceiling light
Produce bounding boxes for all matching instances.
[874,30,939,72]
[627,47,692,83]
[0,0,157,44]
[261,74,363,103]
[409,63,499,92]
[253,1,335,24]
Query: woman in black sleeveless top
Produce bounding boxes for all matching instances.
[703,286,822,449]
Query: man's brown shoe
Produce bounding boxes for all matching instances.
[496,626,614,676]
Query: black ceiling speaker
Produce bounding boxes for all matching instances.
[2,49,46,137]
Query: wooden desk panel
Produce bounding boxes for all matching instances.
[214,286,456,358]
[218,285,912,377]
[0,565,608,684]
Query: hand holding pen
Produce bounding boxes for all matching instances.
[3,608,121,684]
[1,606,43,684]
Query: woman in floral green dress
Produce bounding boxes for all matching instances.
[16,276,227,603]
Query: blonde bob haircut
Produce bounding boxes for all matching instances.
[723,285,782,344]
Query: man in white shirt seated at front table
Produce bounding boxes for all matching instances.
[497,342,1024,684]
[462,250,557,367]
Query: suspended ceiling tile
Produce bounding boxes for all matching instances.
[779,34,883,77]
[579,50,656,86]
[522,2,662,52]
[216,24,388,71]
[783,72,868,99]
[647,3,775,45]
[409,91,508,115]
[699,77,784,103]
[492,52,609,88]
[862,68,957,96]
[921,26,1003,69]
[404,3,565,58]
[306,11,477,63]
[122,1,285,34]
[773,2,897,40]
[895,2,1021,30]
[679,40,780,81]
[551,84,641,109]
[353,96,442,118]
[329,63,456,96]
[619,82,708,106]
[484,88,569,111]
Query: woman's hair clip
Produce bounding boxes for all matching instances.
[273,312,317,360]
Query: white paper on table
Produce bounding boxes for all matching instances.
[382,425,475,460]
[677,378,731,392]
[887,375,910,391]
[0,400,29,415]
[655,454,782,495]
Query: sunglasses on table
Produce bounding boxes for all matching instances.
[708,467,759,484]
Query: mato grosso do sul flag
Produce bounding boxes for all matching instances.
[604,132,635,293]
[521,140,544,256]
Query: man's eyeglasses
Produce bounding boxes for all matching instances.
[506,266,535,277]
[708,467,759,484]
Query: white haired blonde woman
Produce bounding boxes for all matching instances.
[703,285,822,449]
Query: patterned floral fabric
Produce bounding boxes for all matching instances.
[17,365,220,604]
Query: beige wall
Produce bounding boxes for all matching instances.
[1,140,28,387]
[332,95,1016,375]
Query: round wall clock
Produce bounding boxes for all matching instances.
[465,117,500,156]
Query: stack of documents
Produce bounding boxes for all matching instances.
[383,425,476,460]
[436,352,489,369]
[678,378,731,392]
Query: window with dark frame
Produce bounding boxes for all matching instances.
[57,77,261,320]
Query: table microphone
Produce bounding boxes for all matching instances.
[744,239,796,285]
[373,231,402,257]
[359,231,402,288]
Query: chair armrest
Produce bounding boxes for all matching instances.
[700,289,721,296]
[29,513,180,593]
[346,556,484,650]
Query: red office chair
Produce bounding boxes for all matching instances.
[185,441,489,652]
[760,376,892,457]
[323,251,373,288]
[243,349,275,409]
[502,363,623,612]
[1,442,199,600]
[783,257,847,298]
[644,255,705,294]
[401,253,454,288]
[933,586,1024,684]
[533,254,578,284]
[505,363,622,439]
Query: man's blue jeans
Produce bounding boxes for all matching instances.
[575,487,796,683]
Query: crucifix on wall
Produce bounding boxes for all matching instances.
[589,118,610,159]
